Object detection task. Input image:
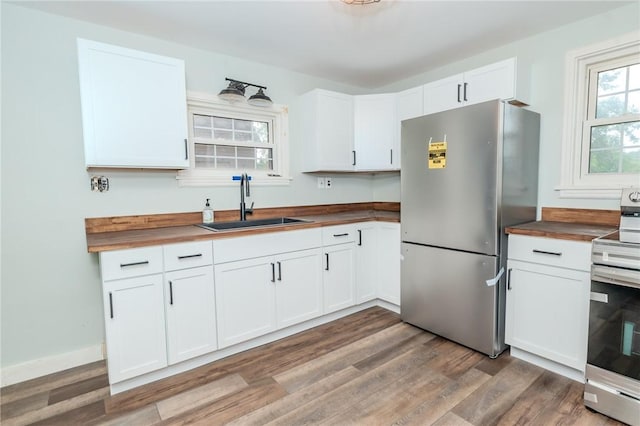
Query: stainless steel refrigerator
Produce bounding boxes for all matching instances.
[400,99,540,357]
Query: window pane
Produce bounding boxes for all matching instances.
[237,147,255,158]
[216,158,236,169]
[234,131,252,142]
[589,149,621,173]
[234,119,252,131]
[622,147,640,173]
[597,67,626,95]
[237,159,255,169]
[629,90,640,114]
[213,117,232,129]
[194,127,212,139]
[253,122,269,144]
[195,156,216,168]
[591,124,622,149]
[596,93,626,118]
[630,64,640,90]
[623,121,640,147]
[256,148,272,160]
[194,144,215,156]
[194,114,211,127]
[214,129,233,140]
[216,145,236,157]
[256,158,273,170]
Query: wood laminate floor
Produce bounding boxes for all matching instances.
[0,307,624,425]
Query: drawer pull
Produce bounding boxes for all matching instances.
[177,254,202,260]
[119,260,149,268]
[333,233,349,237]
[532,249,562,256]
[109,292,114,319]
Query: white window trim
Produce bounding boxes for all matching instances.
[557,31,640,199]
[177,91,291,187]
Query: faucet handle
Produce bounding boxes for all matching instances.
[246,202,254,215]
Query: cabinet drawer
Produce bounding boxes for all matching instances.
[100,246,163,281]
[508,235,591,271]
[322,224,356,246]
[163,241,213,271]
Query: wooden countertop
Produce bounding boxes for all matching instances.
[505,221,617,242]
[86,210,400,253]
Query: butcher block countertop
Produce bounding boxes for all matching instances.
[505,207,619,242]
[85,202,400,253]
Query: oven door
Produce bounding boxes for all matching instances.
[588,264,640,382]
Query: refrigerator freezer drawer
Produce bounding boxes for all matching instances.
[401,242,505,357]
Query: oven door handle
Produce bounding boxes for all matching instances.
[592,264,640,290]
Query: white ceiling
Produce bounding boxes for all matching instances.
[12,0,633,88]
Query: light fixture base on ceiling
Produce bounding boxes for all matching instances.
[341,0,381,4]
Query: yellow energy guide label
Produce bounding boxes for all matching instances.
[428,141,447,169]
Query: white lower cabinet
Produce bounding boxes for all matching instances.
[377,222,401,305]
[164,266,217,364]
[506,235,591,376]
[103,274,167,383]
[214,256,277,349]
[355,223,378,304]
[323,243,356,313]
[276,249,323,328]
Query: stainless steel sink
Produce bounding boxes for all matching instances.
[197,217,311,232]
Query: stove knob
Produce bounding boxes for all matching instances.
[629,191,640,202]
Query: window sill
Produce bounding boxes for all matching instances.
[176,172,292,187]
[555,186,623,199]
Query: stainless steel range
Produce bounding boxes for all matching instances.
[585,188,640,426]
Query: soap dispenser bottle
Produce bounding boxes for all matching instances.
[202,198,214,224]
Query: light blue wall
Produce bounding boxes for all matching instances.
[373,2,640,210]
[0,3,372,368]
[1,2,638,370]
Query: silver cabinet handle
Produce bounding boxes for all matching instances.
[532,249,562,256]
[177,254,202,260]
[119,261,149,268]
[184,139,189,160]
[390,149,393,165]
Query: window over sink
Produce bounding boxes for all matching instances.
[177,92,290,186]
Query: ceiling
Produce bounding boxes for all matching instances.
[12,0,633,88]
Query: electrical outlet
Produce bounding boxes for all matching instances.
[317,177,326,189]
[325,177,332,189]
[91,176,110,192]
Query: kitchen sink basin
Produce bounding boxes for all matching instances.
[197,217,311,232]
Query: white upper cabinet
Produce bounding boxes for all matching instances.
[423,58,526,115]
[77,39,189,169]
[300,89,354,171]
[354,94,398,170]
[396,86,425,169]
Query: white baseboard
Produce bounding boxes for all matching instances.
[510,347,585,383]
[1,344,104,387]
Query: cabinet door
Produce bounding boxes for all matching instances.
[323,244,356,314]
[355,224,378,304]
[214,257,276,348]
[275,249,323,328]
[463,58,516,106]
[505,260,590,371]
[354,94,397,170]
[165,266,217,365]
[314,90,354,170]
[377,223,401,305]
[423,74,464,115]
[396,86,424,169]
[77,39,188,168]
[103,275,167,383]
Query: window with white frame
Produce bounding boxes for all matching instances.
[177,92,290,186]
[559,32,640,199]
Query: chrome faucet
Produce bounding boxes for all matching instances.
[239,172,254,221]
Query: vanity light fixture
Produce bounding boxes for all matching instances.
[218,78,273,106]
